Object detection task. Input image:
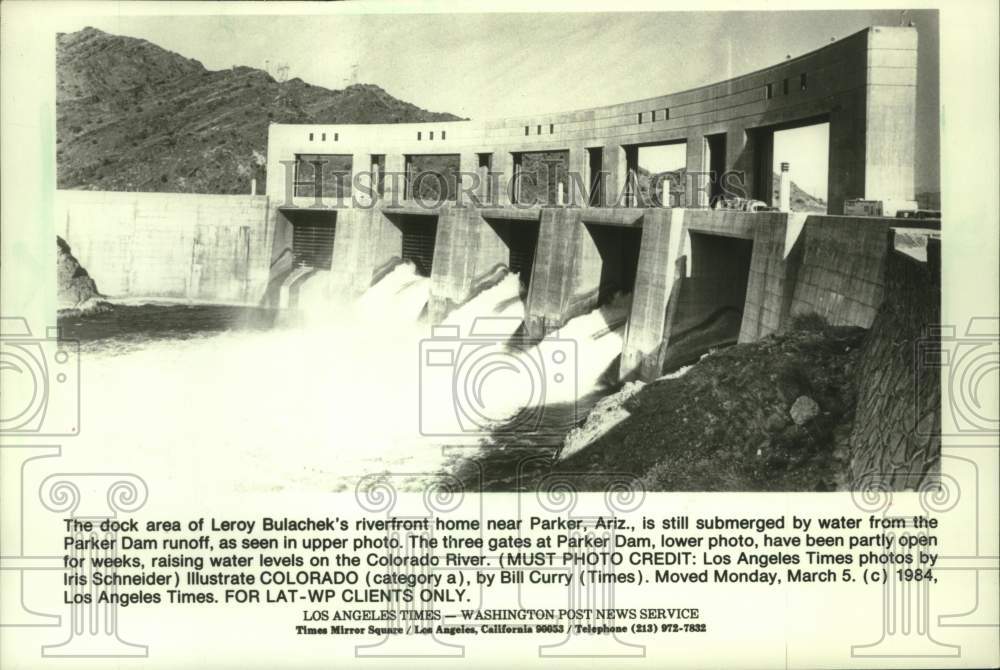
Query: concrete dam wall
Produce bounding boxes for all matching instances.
[263,25,933,380]
[53,25,936,392]
[56,190,271,304]
[272,202,939,382]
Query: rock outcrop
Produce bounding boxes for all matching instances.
[56,27,462,195]
[57,236,102,308]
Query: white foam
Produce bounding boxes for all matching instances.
[74,267,634,492]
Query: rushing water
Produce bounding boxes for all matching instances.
[59,264,631,492]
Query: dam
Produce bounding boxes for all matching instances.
[262,25,937,380]
[55,26,939,384]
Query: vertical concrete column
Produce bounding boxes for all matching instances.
[738,212,798,342]
[726,127,753,201]
[329,207,403,296]
[566,144,589,207]
[778,162,792,212]
[605,143,626,208]
[383,153,406,207]
[352,152,374,208]
[827,93,867,215]
[495,151,515,207]
[478,163,490,203]
[457,152,480,207]
[524,209,593,338]
[862,27,918,213]
[427,207,508,322]
[620,209,684,380]
[327,207,365,294]
[685,133,708,208]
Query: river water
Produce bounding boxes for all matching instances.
[58,264,630,493]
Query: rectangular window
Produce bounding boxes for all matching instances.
[782,78,789,95]
[334,133,339,141]
[549,124,554,134]
[637,112,643,124]
[537,125,542,135]
[525,126,529,136]
[651,110,657,122]
[430,131,434,140]
[309,133,314,141]
[765,83,773,100]
[442,131,446,140]
[321,133,326,141]
[665,108,670,120]
[800,73,808,91]
[417,131,422,140]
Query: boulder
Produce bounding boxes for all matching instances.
[789,395,820,426]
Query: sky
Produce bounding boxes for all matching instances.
[53,8,940,196]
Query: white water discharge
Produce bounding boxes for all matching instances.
[70,263,631,492]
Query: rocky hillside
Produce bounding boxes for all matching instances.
[56,27,461,194]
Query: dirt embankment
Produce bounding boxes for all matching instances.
[553,318,866,492]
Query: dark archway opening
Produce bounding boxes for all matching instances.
[583,223,643,306]
[704,133,727,206]
[665,232,754,368]
[485,218,540,297]
[389,213,438,277]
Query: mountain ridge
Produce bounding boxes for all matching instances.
[57,27,463,194]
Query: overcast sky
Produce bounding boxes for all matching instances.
[54,9,940,195]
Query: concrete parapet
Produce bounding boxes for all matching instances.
[683,208,758,239]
